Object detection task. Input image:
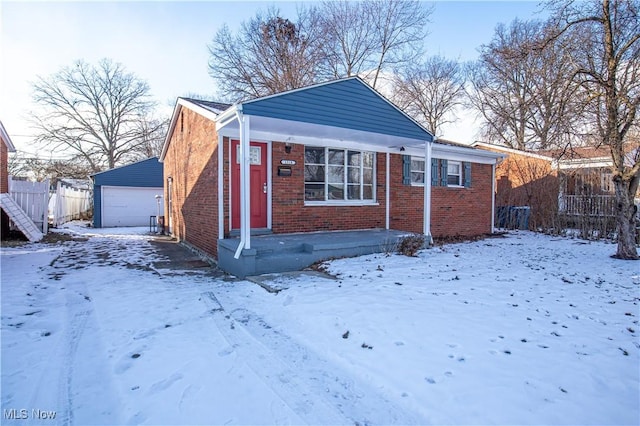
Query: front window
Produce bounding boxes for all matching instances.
[411,157,425,184]
[305,147,375,202]
[447,161,462,186]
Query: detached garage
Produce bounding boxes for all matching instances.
[92,157,163,228]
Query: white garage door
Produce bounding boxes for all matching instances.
[102,186,163,227]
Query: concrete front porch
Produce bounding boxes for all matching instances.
[218,228,410,278]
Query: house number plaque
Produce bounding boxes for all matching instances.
[280,159,296,165]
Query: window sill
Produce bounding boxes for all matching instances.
[410,183,467,189]
[304,201,380,207]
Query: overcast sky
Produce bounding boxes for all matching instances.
[0,1,546,156]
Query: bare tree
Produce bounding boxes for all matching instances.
[31,59,163,172]
[126,117,169,162]
[469,20,542,149]
[9,153,93,185]
[208,2,431,99]
[208,7,323,100]
[366,0,432,89]
[547,0,640,259]
[527,24,583,150]
[316,1,378,79]
[391,55,466,136]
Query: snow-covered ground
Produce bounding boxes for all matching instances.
[1,222,638,425]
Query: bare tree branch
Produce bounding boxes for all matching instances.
[30,59,161,172]
[391,55,466,136]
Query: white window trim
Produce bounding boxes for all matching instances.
[410,157,426,186]
[447,160,463,187]
[601,172,613,193]
[410,157,468,188]
[305,200,380,207]
[304,146,377,203]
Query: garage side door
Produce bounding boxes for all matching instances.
[102,186,163,227]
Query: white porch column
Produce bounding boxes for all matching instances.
[233,109,251,259]
[385,152,390,230]
[491,162,496,233]
[218,134,224,240]
[241,115,251,249]
[424,140,433,243]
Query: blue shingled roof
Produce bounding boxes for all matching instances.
[92,157,163,187]
[240,77,433,142]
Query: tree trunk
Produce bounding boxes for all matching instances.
[613,176,639,259]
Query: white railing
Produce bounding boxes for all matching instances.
[8,177,49,234]
[49,181,92,227]
[559,194,616,217]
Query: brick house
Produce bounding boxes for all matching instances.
[472,141,640,230]
[1,120,17,237]
[160,77,504,276]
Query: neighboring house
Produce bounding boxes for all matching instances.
[473,141,639,229]
[1,120,17,237]
[91,157,163,228]
[160,77,504,276]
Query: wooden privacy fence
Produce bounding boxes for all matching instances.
[8,177,49,234]
[49,181,92,227]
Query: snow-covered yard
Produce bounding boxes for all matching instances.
[1,222,638,425]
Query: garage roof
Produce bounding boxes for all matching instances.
[92,157,163,187]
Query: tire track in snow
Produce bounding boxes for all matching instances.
[203,294,426,425]
[44,238,123,425]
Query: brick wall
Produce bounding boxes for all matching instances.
[270,142,387,233]
[431,162,494,238]
[389,154,495,238]
[492,150,559,229]
[163,108,219,257]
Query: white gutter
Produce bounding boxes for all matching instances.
[215,104,240,131]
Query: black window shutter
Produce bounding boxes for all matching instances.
[402,155,411,185]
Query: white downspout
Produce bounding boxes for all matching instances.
[385,152,390,230]
[424,140,433,244]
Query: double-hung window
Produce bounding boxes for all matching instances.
[410,158,426,184]
[408,157,471,188]
[447,161,462,186]
[305,147,375,202]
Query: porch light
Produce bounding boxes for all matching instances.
[285,143,292,154]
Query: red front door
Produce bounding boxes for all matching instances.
[231,140,268,229]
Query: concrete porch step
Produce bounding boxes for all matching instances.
[218,229,410,278]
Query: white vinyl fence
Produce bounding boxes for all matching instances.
[48,181,92,227]
[8,177,49,234]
